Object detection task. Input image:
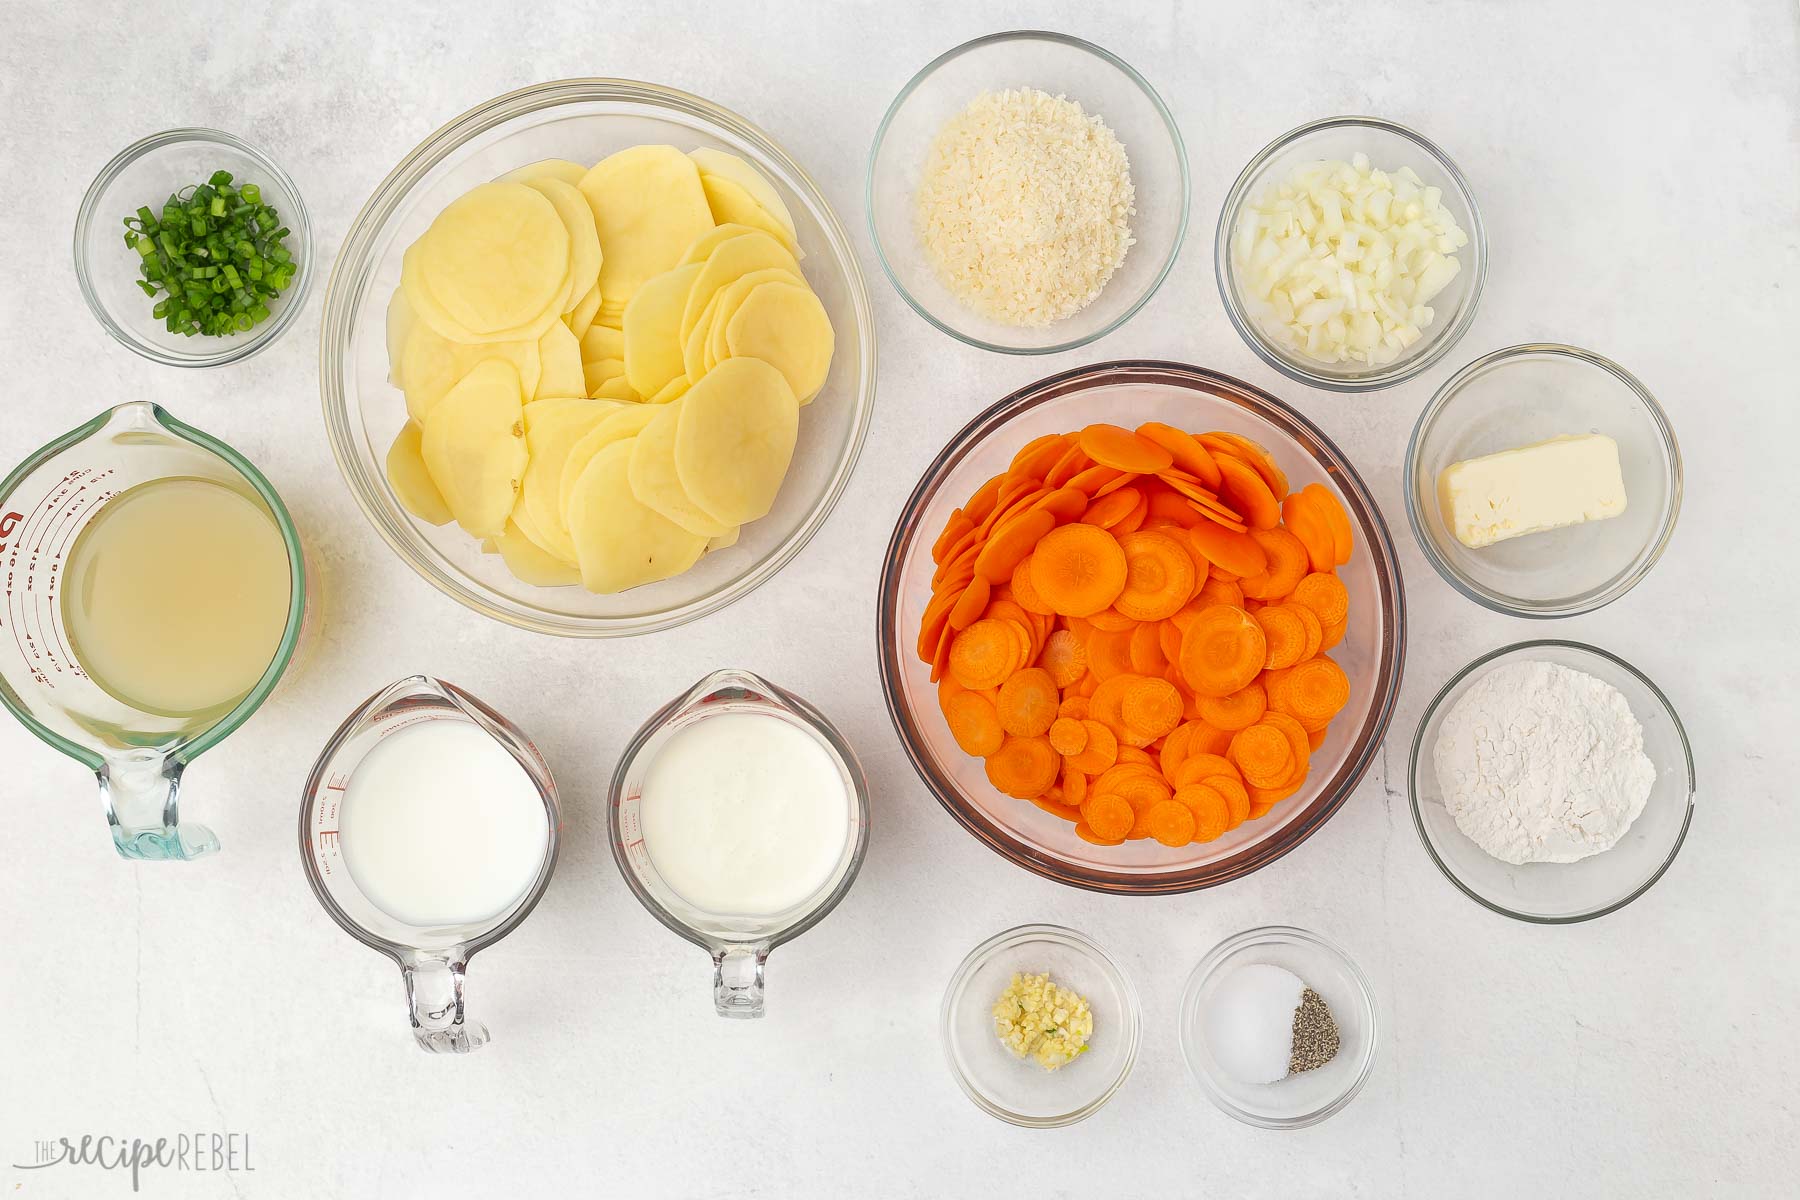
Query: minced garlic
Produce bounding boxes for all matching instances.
[992,971,1094,1070]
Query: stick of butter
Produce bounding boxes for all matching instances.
[1438,433,1627,549]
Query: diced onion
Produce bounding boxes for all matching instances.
[1233,156,1469,368]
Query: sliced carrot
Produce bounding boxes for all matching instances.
[1301,482,1353,565]
[997,668,1059,737]
[1284,601,1323,662]
[1048,716,1088,756]
[1187,722,1234,758]
[1009,555,1053,616]
[1246,801,1274,820]
[947,576,992,631]
[1194,576,1245,609]
[1261,711,1312,786]
[1208,774,1251,828]
[980,476,1040,535]
[1307,727,1328,752]
[1145,488,1203,528]
[1079,487,1142,530]
[917,589,955,663]
[1067,720,1119,774]
[1110,492,1149,536]
[1321,618,1346,651]
[1115,744,1154,767]
[1200,432,1288,499]
[1088,672,1140,735]
[1086,628,1135,680]
[1174,752,1240,790]
[1067,464,1127,494]
[1283,656,1351,726]
[1238,528,1309,600]
[1040,629,1087,687]
[1136,422,1223,488]
[1252,603,1309,670]
[1161,475,1248,531]
[1161,720,1197,777]
[942,689,1004,756]
[1032,486,1089,523]
[1228,723,1293,788]
[1113,530,1197,622]
[1079,424,1175,473]
[1178,605,1267,698]
[948,618,1021,690]
[1044,444,1092,489]
[928,614,955,682]
[1030,524,1127,617]
[1029,793,1083,823]
[1061,766,1088,807]
[1291,572,1349,627]
[1214,453,1281,529]
[1129,619,1168,676]
[1175,784,1231,842]
[1186,521,1268,578]
[984,734,1060,798]
[1281,492,1336,574]
[973,508,1055,584]
[1087,607,1136,632]
[1120,677,1184,744]
[1157,618,1185,665]
[962,473,1005,524]
[1057,694,1090,721]
[1198,680,1267,731]
[932,511,975,564]
[1080,792,1134,842]
[1145,800,1198,847]
[1009,433,1072,481]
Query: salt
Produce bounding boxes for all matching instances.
[1204,963,1308,1085]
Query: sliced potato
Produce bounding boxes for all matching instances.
[700,268,802,377]
[521,177,603,314]
[402,240,565,345]
[559,405,659,518]
[565,283,602,340]
[706,526,740,552]
[385,421,452,526]
[682,291,720,382]
[421,359,528,538]
[678,222,763,267]
[401,321,540,424]
[674,357,799,526]
[679,231,799,346]
[386,286,416,387]
[415,182,571,335]
[578,145,714,312]
[580,323,625,363]
[628,398,732,537]
[535,321,585,400]
[623,262,702,398]
[648,376,690,405]
[594,375,642,403]
[689,148,798,241]
[567,440,708,593]
[723,281,835,404]
[494,519,581,586]
[520,398,614,561]
[699,173,799,258]
[502,159,588,188]
[582,357,626,396]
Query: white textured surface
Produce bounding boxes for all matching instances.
[2,1,1795,1195]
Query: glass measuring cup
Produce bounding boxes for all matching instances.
[609,668,870,1018]
[0,402,306,860]
[300,676,561,1053]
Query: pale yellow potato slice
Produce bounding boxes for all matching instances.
[580,323,625,363]
[565,283,602,340]
[582,357,626,396]
[521,177,603,314]
[401,321,541,423]
[700,268,803,377]
[689,148,798,242]
[502,159,588,188]
[594,375,642,403]
[679,232,800,346]
[386,286,416,387]
[421,359,528,538]
[385,421,452,526]
[567,440,708,594]
[559,405,661,521]
[723,281,835,405]
[674,357,799,526]
[495,519,581,586]
[648,376,690,405]
[510,496,568,562]
[699,174,799,258]
[415,182,571,335]
[578,145,714,312]
[627,398,732,537]
[678,222,763,267]
[535,321,585,400]
[623,262,702,398]
[520,397,614,561]
[706,527,740,552]
[682,291,720,382]
[402,240,565,345]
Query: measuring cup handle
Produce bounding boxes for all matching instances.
[712,946,768,1019]
[99,753,218,861]
[402,954,489,1053]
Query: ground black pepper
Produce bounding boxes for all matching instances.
[1288,987,1340,1074]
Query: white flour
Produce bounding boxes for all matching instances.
[1431,660,1655,865]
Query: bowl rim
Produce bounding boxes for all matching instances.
[1214,114,1487,392]
[1406,638,1697,924]
[866,29,1191,356]
[73,126,315,369]
[938,922,1141,1128]
[877,359,1407,894]
[1403,342,1684,618]
[1176,924,1380,1129]
[317,77,877,638]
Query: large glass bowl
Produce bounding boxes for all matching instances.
[877,362,1406,894]
[868,31,1188,354]
[320,80,876,637]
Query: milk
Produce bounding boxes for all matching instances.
[639,711,849,916]
[340,721,549,928]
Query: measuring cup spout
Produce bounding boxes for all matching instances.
[713,945,769,1018]
[402,953,489,1053]
[99,751,217,860]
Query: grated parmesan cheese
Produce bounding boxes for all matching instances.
[916,88,1135,327]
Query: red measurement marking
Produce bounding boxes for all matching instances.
[316,830,340,850]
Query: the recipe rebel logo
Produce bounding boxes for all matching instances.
[10,1129,255,1192]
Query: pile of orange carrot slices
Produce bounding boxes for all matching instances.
[917,422,1356,849]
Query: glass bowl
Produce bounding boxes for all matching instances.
[1408,640,1695,923]
[1216,116,1485,392]
[1177,926,1378,1129]
[1405,344,1682,618]
[867,31,1188,354]
[940,924,1140,1127]
[74,128,315,368]
[877,361,1406,894]
[319,80,877,637]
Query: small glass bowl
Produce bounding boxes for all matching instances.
[1406,344,1682,618]
[1216,116,1485,391]
[1408,640,1696,924]
[940,924,1140,1127]
[74,128,314,368]
[1178,926,1378,1129]
[868,31,1188,354]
